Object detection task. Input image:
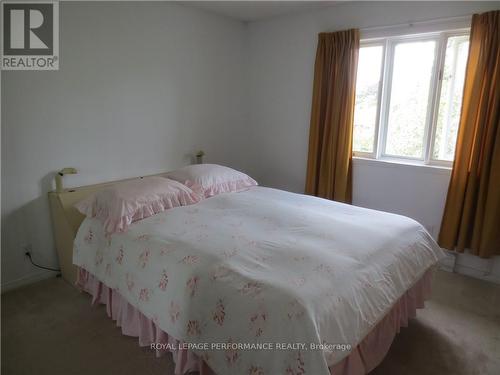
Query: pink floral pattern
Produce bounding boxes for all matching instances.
[179,255,199,265]
[225,339,239,367]
[115,246,124,264]
[285,352,306,375]
[254,255,272,263]
[287,299,305,320]
[138,249,150,268]
[139,288,150,302]
[239,282,263,297]
[134,234,151,241]
[222,249,238,259]
[249,308,267,337]
[249,366,264,375]
[159,245,175,256]
[158,269,169,291]
[187,320,201,336]
[314,264,333,274]
[211,265,232,281]
[291,277,306,287]
[94,251,103,266]
[84,228,94,244]
[293,255,308,262]
[169,301,180,323]
[212,299,225,326]
[186,276,199,297]
[126,272,135,292]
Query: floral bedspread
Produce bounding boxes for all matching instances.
[73,186,443,375]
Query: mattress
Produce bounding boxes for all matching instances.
[73,186,444,375]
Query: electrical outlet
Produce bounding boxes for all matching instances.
[20,244,61,274]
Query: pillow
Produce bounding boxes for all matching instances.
[166,164,257,198]
[75,176,202,234]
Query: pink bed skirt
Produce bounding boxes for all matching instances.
[76,267,433,375]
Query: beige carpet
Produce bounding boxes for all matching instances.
[2,270,499,375]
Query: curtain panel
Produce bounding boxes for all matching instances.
[305,29,360,203]
[439,10,500,258]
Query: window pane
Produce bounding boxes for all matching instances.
[353,45,383,153]
[385,40,436,158]
[433,36,469,161]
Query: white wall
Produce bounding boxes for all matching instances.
[1,2,248,290]
[244,1,500,283]
[352,159,451,238]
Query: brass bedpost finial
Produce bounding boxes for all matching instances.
[55,167,78,192]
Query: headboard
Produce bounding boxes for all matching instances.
[48,171,168,285]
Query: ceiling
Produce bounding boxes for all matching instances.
[180,1,341,22]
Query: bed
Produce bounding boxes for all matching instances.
[49,173,443,375]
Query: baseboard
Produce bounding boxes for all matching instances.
[439,249,500,285]
[453,264,500,285]
[1,270,58,293]
[438,251,456,272]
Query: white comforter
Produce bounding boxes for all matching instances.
[74,186,444,375]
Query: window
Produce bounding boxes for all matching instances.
[353,30,470,166]
[353,46,384,153]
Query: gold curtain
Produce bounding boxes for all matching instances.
[438,10,500,258]
[305,29,360,203]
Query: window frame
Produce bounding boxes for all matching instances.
[352,41,386,158]
[353,28,470,167]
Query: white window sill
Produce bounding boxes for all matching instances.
[352,156,452,175]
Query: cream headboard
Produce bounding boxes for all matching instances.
[48,172,168,285]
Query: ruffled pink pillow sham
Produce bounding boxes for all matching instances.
[75,176,202,234]
[166,164,258,198]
